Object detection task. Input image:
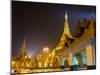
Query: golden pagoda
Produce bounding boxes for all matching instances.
[49,12,74,67]
[54,12,74,51]
[11,37,32,69]
[19,37,27,59]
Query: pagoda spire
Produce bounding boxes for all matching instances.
[53,12,74,51]
[64,12,73,39]
[20,37,27,58]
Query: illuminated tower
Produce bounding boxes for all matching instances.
[20,37,27,59]
[49,12,74,67]
[64,11,73,39]
[55,12,73,51]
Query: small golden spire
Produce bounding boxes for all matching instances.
[20,37,27,57]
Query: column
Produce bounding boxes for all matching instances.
[86,44,94,66]
[61,57,66,66]
[92,45,96,65]
[68,52,73,66]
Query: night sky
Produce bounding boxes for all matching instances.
[12,1,96,57]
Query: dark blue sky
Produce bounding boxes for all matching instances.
[12,1,96,57]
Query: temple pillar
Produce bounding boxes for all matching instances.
[92,45,96,65]
[68,52,73,66]
[86,44,95,66]
[61,57,66,66]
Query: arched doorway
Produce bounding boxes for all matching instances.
[64,59,69,68]
[72,51,87,68]
[61,57,69,69]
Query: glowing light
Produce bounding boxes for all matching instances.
[12,69,14,73]
[43,47,49,53]
[12,61,15,64]
[65,11,68,20]
[44,62,48,67]
[25,55,27,58]
[38,62,42,68]
[50,64,53,67]
[39,54,41,57]
[49,54,51,57]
